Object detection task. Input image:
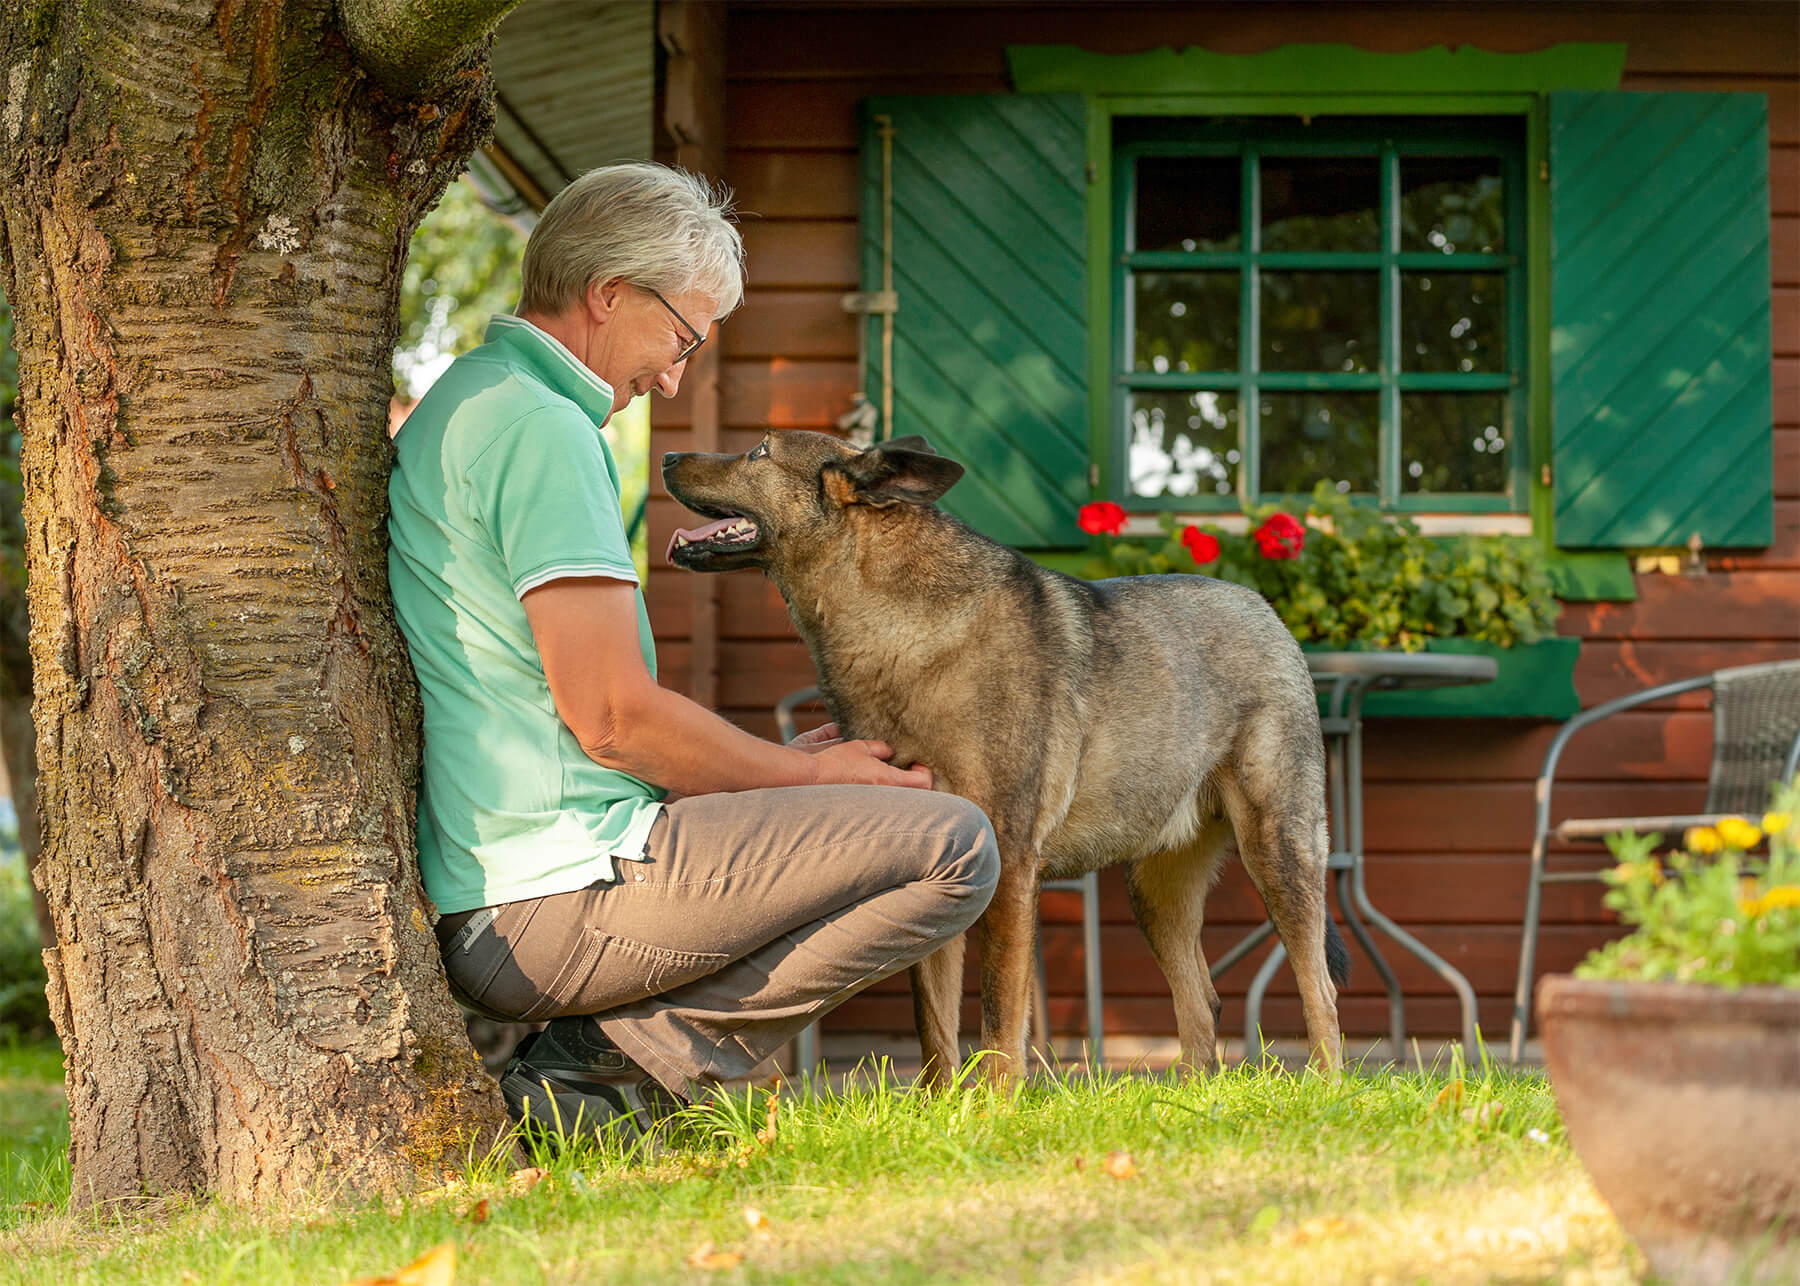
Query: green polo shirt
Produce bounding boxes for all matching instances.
[388,314,663,914]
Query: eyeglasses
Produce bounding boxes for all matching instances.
[645,287,706,366]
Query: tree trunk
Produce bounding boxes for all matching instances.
[0,0,517,1204]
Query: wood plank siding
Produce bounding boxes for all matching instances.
[645,3,1800,1046]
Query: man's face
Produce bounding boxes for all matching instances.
[593,283,717,413]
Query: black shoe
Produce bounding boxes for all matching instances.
[499,1017,687,1145]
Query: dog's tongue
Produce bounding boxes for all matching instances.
[667,516,740,561]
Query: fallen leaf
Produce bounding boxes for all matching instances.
[685,1241,745,1270]
[743,1206,776,1241]
[508,1167,548,1195]
[1102,1151,1137,1180]
[340,1241,456,1286]
[1462,1100,1507,1127]
[1072,1156,1086,1171]
[1431,1079,1464,1114]
[1291,1215,1354,1244]
[466,1198,490,1225]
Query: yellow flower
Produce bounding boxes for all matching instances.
[1716,817,1763,850]
[1750,885,1800,916]
[1686,826,1723,855]
[1763,811,1793,838]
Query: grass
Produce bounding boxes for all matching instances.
[0,1042,1640,1285]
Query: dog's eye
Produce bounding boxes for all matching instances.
[747,441,769,460]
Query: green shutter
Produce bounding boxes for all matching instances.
[861,94,1089,547]
[1549,91,1774,548]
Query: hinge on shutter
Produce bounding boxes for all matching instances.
[1540,463,1553,488]
[1089,464,1100,488]
[1085,161,1098,184]
[1539,159,1549,183]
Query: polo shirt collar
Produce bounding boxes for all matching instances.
[485,313,616,426]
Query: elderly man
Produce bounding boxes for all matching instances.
[387,162,998,1138]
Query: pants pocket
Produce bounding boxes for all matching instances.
[521,931,730,1022]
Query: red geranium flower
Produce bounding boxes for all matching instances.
[1180,525,1220,564]
[1253,512,1306,560]
[1078,501,1128,536]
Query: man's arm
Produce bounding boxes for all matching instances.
[522,576,931,795]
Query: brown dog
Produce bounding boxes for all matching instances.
[663,431,1347,1082]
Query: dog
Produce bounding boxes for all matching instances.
[662,431,1347,1082]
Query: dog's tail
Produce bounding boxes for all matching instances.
[1325,918,1351,986]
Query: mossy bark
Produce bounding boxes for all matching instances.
[0,0,513,1204]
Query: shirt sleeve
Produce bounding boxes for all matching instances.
[465,406,639,598]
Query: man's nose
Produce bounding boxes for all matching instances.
[654,359,688,398]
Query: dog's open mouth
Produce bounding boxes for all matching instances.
[667,514,762,562]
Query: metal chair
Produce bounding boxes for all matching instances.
[1509,659,1800,1062]
[774,686,1105,1072]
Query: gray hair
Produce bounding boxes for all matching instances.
[519,162,746,318]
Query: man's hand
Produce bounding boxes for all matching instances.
[807,739,934,791]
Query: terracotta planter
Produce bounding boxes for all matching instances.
[1537,976,1800,1285]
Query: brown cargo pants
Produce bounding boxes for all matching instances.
[434,784,999,1095]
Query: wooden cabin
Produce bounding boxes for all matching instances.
[493,1,1798,1061]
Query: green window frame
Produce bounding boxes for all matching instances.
[1110,117,1529,515]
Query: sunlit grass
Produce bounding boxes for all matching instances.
[0,1042,1639,1285]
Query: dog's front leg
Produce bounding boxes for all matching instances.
[910,933,966,1088]
[976,854,1040,1083]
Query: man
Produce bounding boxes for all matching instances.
[388,162,998,1136]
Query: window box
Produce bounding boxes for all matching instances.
[1304,636,1581,720]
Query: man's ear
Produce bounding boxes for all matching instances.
[826,444,965,508]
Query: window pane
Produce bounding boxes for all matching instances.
[1260,394,1379,494]
[1260,156,1379,252]
[1135,156,1242,253]
[1402,272,1506,373]
[1400,157,1505,254]
[1128,391,1240,499]
[1260,272,1378,372]
[1402,394,1511,493]
[1132,272,1239,373]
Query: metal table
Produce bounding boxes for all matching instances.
[1209,650,1497,1061]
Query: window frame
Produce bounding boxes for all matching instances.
[1110,116,1531,516]
[1083,92,1552,539]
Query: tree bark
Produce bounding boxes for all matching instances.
[0,0,514,1204]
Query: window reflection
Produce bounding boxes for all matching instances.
[1129,392,1240,498]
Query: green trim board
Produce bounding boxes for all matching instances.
[1008,43,1627,97]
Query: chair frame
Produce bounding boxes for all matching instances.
[1508,669,1800,1063]
[774,686,1105,1072]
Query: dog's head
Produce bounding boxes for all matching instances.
[661,431,965,573]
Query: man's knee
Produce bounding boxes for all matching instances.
[927,795,1000,925]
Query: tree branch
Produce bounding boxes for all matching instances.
[339,0,531,96]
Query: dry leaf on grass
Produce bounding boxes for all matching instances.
[1290,1216,1354,1245]
[1462,1100,1507,1127]
[341,1241,456,1286]
[466,1198,490,1225]
[743,1207,776,1241]
[685,1241,745,1270]
[1431,1079,1464,1114]
[508,1166,549,1194]
[1102,1151,1137,1179]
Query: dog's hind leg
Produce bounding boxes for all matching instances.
[1126,818,1233,1076]
[1224,784,1343,1079]
[910,933,966,1088]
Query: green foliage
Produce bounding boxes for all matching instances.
[0,805,50,1042]
[394,179,526,398]
[1083,482,1561,650]
[1577,779,1800,988]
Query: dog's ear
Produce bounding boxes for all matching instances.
[825,443,964,509]
[881,434,936,455]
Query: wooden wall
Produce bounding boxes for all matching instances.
[646,2,1800,1048]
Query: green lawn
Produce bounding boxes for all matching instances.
[0,1043,1640,1285]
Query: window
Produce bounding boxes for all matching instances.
[1113,118,1527,514]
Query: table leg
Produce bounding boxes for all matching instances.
[1347,860,1479,1059]
[1334,862,1404,1055]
